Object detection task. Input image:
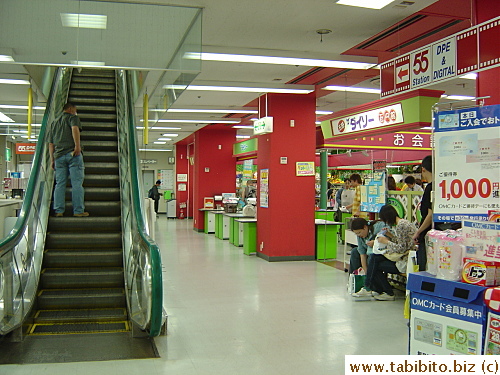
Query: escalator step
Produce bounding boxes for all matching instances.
[72,76,115,84]
[41,267,124,289]
[81,140,118,151]
[69,89,116,97]
[66,187,120,201]
[83,151,119,162]
[43,250,122,267]
[83,175,120,188]
[38,288,126,309]
[29,321,129,335]
[71,83,115,91]
[81,131,118,140]
[61,201,121,215]
[35,308,127,323]
[68,96,116,105]
[78,112,117,120]
[84,162,119,175]
[45,232,122,248]
[48,217,121,232]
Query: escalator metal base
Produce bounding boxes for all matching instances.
[0,332,159,364]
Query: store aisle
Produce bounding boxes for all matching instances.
[2,217,408,375]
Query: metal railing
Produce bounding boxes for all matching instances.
[0,67,71,335]
[116,70,163,337]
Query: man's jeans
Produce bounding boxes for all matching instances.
[54,152,85,214]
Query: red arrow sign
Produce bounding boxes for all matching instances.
[398,68,409,80]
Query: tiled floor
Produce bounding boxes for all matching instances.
[2,217,408,375]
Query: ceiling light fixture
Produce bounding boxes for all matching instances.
[0,112,15,122]
[184,52,376,70]
[140,119,240,124]
[60,13,107,29]
[236,135,251,139]
[161,134,179,137]
[0,104,45,110]
[136,126,182,130]
[158,108,258,114]
[459,73,477,80]
[0,78,30,85]
[70,60,106,66]
[164,84,314,95]
[154,141,166,144]
[232,125,254,129]
[139,148,171,152]
[322,85,381,94]
[336,0,396,10]
[0,55,14,62]
[316,110,333,115]
[157,138,172,141]
[443,95,476,100]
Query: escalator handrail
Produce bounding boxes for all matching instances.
[0,68,65,253]
[122,72,163,337]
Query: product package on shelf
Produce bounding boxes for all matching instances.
[436,230,464,282]
[425,230,444,276]
[483,287,500,355]
[462,258,499,287]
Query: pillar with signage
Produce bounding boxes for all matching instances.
[256,93,316,261]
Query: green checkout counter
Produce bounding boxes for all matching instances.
[315,219,344,260]
[315,209,351,242]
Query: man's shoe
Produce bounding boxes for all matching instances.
[73,212,90,217]
[352,288,373,298]
[55,213,64,217]
[374,293,395,301]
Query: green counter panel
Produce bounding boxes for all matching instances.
[243,222,257,255]
[316,224,339,260]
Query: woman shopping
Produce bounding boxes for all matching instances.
[363,204,416,301]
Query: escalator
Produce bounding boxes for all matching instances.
[0,67,164,363]
[32,69,127,335]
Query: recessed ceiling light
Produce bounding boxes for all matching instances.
[71,60,106,66]
[164,84,314,95]
[0,55,14,62]
[154,141,166,144]
[139,148,171,152]
[316,110,333,115]
[336,0,396,10]
[61,13,107,29]
[0,78,30,85]
[0,112,15,122]
[232,125,254,129]
[322,85,381,94]
[161,134,179,137]
[0,104,45,110]
[159,108,258,114]
[157,138,172,141]
[236,135,251,139]
[443,95,476,101]
[140,119,240,124]
[136,126,182,130]
[459,73,477,80]
[184,52,375,70]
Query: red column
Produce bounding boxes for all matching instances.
[475,0,500,104]
[192,126,237,231]
[256,93,317,261]
[175,144,189,218]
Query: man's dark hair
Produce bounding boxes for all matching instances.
[351,217,369,231]
[379,204,399,226]
[404,175,416,185]
[63,102,76,111]
[156,180,161,185]
[349,173,362,184]
[421,155,432,173]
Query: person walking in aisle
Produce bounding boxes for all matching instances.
[150,180,162,214]
[402,175,423,191]
[346,173,362,217]
[48,102,89,217]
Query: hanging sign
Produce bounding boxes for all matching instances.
[16,143,36,154]
[433,104,500,222]
[331,103,404,136]
[253,116,273,135]
[381,16,500,98]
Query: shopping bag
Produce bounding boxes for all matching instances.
[347,273,366,294]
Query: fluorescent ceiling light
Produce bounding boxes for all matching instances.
[0,112,15,122]
[336,0,395,10]
[0,105,45,110]
[60,13,107,29]
[442,95,476,100]
[139,148,171,152]
[12,130,28,133]
[315,121,321,125]
[460,73,477,80]
[232,125,254,129]
[421,126,433,130]
[71,60,105,66]
[164,84,313,95]
[157,138,172,141]
[236,135,251,139]
[0,123,41,127]
[155,108,258,114]
[136,126,182,130]
[322,85,381,94]
[0,78,30,85]
[184,52,376,70]
[0,55,14,62]
[162,134,179,137]
[154,141,166,144]
[316,110,333,115]
[140,119,240,124]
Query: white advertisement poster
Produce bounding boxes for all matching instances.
[433,105,500,222]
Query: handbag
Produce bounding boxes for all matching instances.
[384,250,409,262]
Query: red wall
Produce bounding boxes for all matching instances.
[256,93,317,260]
[192,126,237,231]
